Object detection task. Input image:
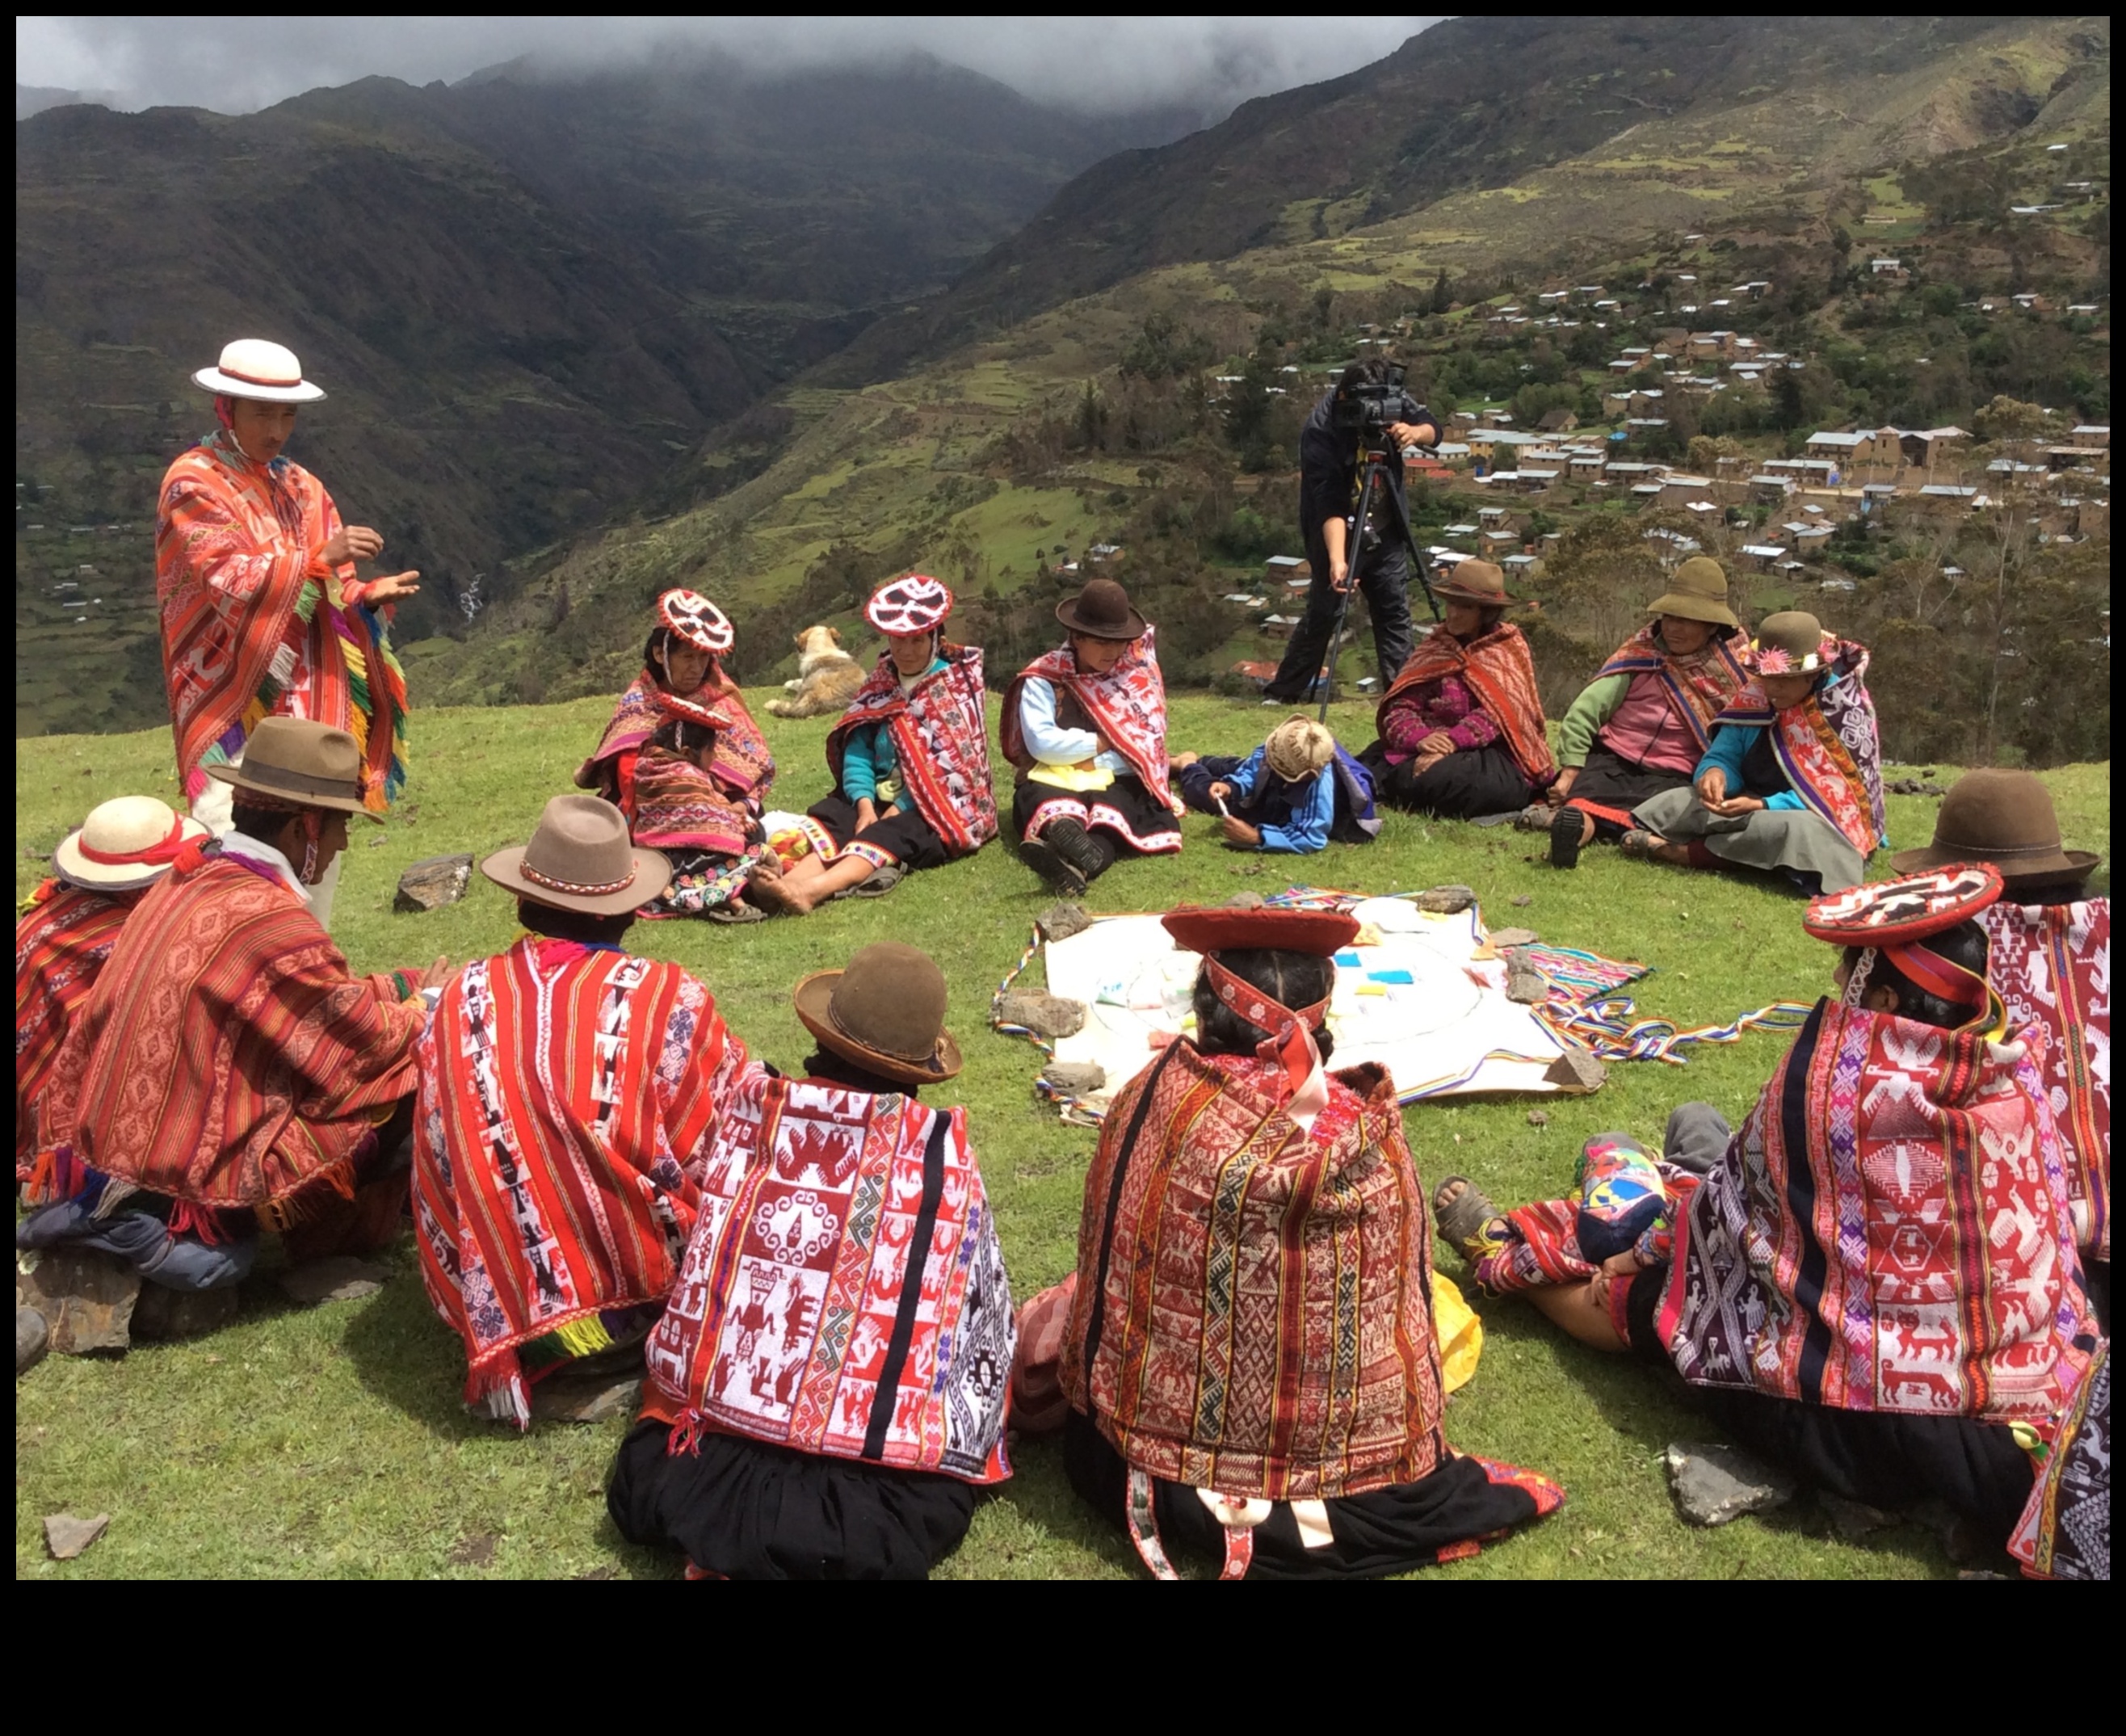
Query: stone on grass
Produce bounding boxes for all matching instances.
[998,992,1087,1040]
[17,1248,139,1354]
[1225,891,1267,910]
[279,1256,388,1306]
[18,1305,49,1377]
[394,852,473,913]
[1414,884,1477,914]
[1526,1109,1551,1129]
[1487,927,1540,950]
[1036,902,1091,943]
[531,1371,641,1424]
[1543,1044,1609,1095]
[1041,1061,1106,1095]
[1510,893,1533,907]
[1665,1441,1794,1526]
[1504,948,1548,1004]
[131,1283,240,1342]
[44,1512,111,1561]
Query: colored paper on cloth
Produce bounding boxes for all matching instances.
[1034,898,1643,1117]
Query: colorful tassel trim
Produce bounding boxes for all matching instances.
[468,1351,533,1431]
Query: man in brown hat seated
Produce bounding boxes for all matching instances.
[609,941,1016,1578]
[23,717,447,1297]
[17,796,209,1188]
[1540,556,1750,869]
[1893,769,2109,1324]
[1624,612,1884,895]
[1000,577,1183,895]
[411,795,750,1425]
[1360,560,1557,819]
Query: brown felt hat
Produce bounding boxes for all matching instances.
[1646,556,1740,629]
[1055,577,1148,641]
[1889,769,2101,885]
[481,793,670,917]
[1431,559,1521,606]
[793,942,963,1087]
[1748,612,1828,675]
[204,715,379,818]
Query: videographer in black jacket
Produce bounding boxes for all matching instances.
[1264,359,1439,703]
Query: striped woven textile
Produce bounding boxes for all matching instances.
[1379,622,1556,784]
[15,881,138,1176]
[36,855,423,1212]
[156,430,407,812]
[1062,1046,1448,1501]
[1002,628,1177,812]
[1658,998,2097,1423]
[413,938,746,1424]
[826,645,998,855]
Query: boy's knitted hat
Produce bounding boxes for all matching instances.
[1264,716,1336,783]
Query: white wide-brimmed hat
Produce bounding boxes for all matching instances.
[53,795,211,892]
[191,338,326,403]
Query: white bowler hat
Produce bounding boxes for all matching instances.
[191,338,326,403]
[53,796,211,892]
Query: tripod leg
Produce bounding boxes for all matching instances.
[1322,469,1379,721]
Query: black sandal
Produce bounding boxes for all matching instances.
[1432,1175,1506,1265]
[1549,805,1585,870]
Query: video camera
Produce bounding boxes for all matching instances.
[1330,359,1422,448]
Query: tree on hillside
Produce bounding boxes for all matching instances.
[1120,312,1215,381]
[1429,268,1452,315]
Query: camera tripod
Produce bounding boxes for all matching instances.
[1317,441,1439,723]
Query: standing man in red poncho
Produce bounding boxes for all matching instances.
[157,338,418,928]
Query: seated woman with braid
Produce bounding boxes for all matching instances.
[576,589,774,919]
[749,575,998,915]
[1624,612,1884,895]
[1360,560,1556,820]
[1014,905,1562,1580]
[1433,868,2101,1554]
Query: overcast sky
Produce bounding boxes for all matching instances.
[18,15,1443,118]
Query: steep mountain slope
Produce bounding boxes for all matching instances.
[14,57,1190,732]
[821,15,2052,381]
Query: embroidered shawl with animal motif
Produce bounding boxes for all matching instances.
[826,644,998,855]
[412,938,746,1423]
[1710,637,1885,854]
[36,854,424,1213]
[1594,623,1752,754]
[1002,629,1175,810]
[1061,1044,1448,1500]
[645,1066,1015,1484]
[1985,897,2110,1259]
[1379,622,1557,784]
[156,430,407,813]
[15,881,138,1175]
[1655,998,2096,1423]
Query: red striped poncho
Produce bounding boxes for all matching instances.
[413,939,747,1424]
[825,645,998,855]
[15,880,139,1177]
[1658,998,2097,1422]
[1379,622,1557,784]
[1001,629,1176,811]
[156,430,408,813]
[36,854,425,1217]
[644,1066,1015,1483]
[1062,1045,1447,1500]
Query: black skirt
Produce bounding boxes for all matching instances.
[607,1419,979,1580]
[1062,1410,1550,1580]
[1617,1269,2039,1548]
[1564,742,1692,838]
[808,792,949,871]
[1013,773,1182,855]
[1360,739,1532,820]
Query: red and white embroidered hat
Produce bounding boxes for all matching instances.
[658,589,735,655]
[1162,905,1360,958]
[1804,864,2003,948]
[653,688,730,732]
[53,795,211,892]
[191,338,326,403]
[865,574,952,635]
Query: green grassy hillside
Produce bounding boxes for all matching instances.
[15,693,2110,1577]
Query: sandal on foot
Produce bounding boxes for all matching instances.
[1433,1175,1506,1265]
[1618,829,1662,862]
[1019,837,1088,897]
[1549,805,1585,871]
[704,897,768,924]
[1513,803,1556,834]
[833,863,906,900]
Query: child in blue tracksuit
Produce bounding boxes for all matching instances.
[1175,716,1378,854]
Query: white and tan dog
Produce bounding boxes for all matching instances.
[767,624,867,718]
